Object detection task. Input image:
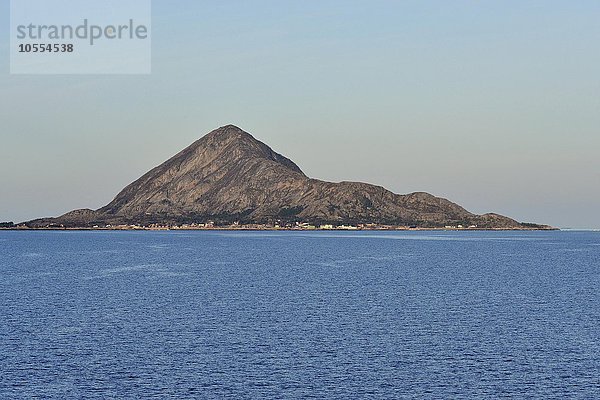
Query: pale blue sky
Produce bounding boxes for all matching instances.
[1,1,599,228]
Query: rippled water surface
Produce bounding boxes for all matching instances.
[1,230,599,398]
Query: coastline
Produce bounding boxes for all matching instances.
[0,225,559,232]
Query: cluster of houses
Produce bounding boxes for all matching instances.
[6,221,484,231]
[94,221,484,231]
[82,222,387,231]
[444,224,478,229]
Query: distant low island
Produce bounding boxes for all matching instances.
[10,125,554,231]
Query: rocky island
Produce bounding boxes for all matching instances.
[23,125,552,230]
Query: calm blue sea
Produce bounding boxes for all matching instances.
[0,230,599,399]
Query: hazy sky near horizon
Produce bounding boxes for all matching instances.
[1,0,599,228]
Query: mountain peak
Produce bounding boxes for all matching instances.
[208,124,246,135]
[204,124,254,141]
[196,124,304,175]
